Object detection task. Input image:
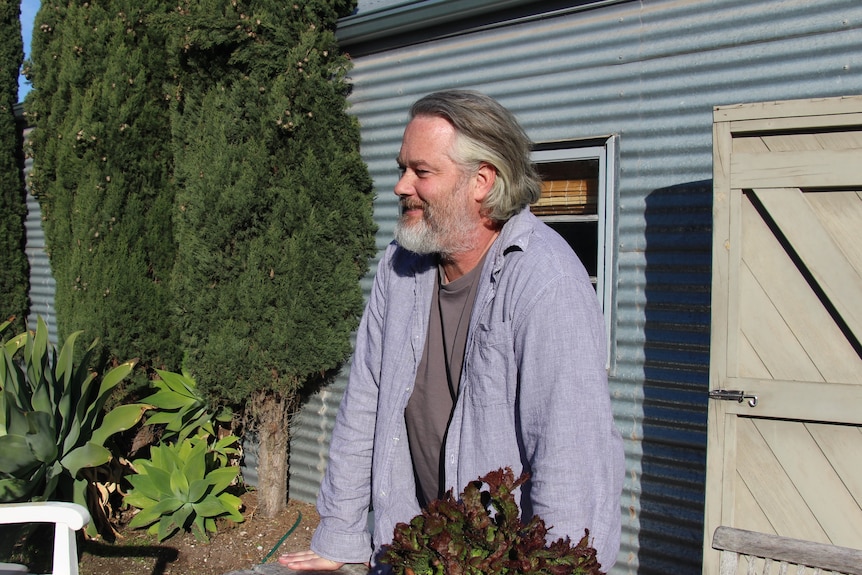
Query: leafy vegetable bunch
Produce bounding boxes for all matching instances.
[380,467,605,575]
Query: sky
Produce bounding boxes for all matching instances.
[18,0,39,102]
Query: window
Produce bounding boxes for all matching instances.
[531,137,617,351]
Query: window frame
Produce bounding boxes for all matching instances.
[531,136,618,361]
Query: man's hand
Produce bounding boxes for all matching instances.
[278,549,344,571]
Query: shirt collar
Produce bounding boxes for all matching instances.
[488,207,535,273]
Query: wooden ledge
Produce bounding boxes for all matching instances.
[224,563,369,575]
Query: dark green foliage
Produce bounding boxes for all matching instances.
[22,0,375,516]
[25,1,181,370]
[0,0,28,336]
[381,468,605,575]
[166,0,376,403]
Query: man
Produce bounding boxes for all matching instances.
[280,90,624,571]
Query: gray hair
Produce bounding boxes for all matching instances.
[409,90,541,222]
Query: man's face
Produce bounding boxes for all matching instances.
[394,115,479,256]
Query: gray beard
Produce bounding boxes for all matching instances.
[394,204,476,257]
[394,219,441,255]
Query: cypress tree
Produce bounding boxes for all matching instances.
[0,0,28,336]
[166,0,376,515]
[26,1,181,371]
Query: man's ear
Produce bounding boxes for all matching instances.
[473,162,497,202]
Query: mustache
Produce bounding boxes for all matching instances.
[400,198,427,213]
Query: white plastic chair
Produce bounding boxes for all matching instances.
[0,502,90,575]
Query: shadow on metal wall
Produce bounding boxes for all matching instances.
[638,180,713,575]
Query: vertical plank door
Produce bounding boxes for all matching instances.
[703,96,862,575]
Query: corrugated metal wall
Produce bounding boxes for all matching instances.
[20,125,59,345]
[289,0,862,573]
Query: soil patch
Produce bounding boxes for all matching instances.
[77,492,319,575]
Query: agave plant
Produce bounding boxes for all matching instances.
[0,317,148,532]
[139,368,233,443]
[124,435,244,541]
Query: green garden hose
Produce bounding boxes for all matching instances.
[261,512,303,564]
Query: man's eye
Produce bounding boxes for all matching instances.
[415,169,429,176]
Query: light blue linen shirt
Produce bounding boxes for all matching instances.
[311,208,625,569]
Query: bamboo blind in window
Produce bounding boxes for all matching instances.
[531,178,598,216]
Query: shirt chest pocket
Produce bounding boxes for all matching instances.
[463,323,517,407]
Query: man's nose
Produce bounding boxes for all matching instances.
[394,172,413,197]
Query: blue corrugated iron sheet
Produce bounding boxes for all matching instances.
[21,126,59,345]
[290,0,862,573]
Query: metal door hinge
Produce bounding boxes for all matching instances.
[708,389,758,407]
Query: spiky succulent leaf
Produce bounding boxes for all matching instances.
[170,466,191,500]
[123,490,158,509]
[128,496,184,529]
[218,492,244,522]
[141,370,230,443]
[61,442,111,478]
[0,434,41,474]
[191,494,229,518]
[0,477,36,501]
[90,403,150,447]
[23,412,58,462]
[157,512,181,542]
[187,477,209,503]
[191,513,208,542]
[140,390,190,411]
[207,465,240,494]
[181,438,208,483]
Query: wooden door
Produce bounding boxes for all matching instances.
[703,96,862,575]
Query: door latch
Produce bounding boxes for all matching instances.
[708,389,758,407]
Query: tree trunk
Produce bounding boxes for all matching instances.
[251,389,293,518]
